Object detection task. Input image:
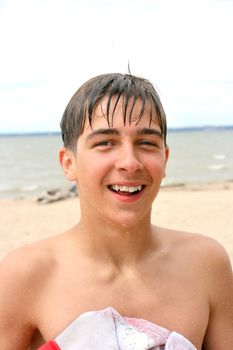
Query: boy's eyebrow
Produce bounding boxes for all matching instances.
[86,128,119,140]
[85,127,163,140]
[137,128,163,138]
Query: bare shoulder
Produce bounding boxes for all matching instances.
[185,231,232,274]
[0,237,58,287]
[158,226,233,296]
[0,236,62,349]
[0,237,60,317]
[160,226,232,268]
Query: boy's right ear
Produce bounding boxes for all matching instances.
[59,147,77,181]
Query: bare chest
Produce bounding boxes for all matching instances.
[34,268,209,350]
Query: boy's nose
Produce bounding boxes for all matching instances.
[115,146,143,174]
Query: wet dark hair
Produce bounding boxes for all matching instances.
[60,73,167,150]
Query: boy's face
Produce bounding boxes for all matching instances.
[60,96,169,228]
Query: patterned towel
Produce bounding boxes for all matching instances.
[38,307,197,349]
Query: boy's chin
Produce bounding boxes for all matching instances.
[104,211,150,229]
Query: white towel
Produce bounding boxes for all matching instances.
[38,307,197,350]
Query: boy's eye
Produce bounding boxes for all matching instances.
[138,140,158,147]
[95,140,113,147]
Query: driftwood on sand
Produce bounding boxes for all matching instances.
[37,184,77,204]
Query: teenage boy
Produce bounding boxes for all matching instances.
[0,73,232,350]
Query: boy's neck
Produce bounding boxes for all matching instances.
[71,216,159,268]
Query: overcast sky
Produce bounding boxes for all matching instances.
[0,0,233,133]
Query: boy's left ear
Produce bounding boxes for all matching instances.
[165,145,169,162]
[163,145,169,178]
[59,148,77,181]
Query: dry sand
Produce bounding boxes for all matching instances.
[0,181,233,264]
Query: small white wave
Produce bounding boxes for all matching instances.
[213,154,226,160]
[207,164,226,171]
[21,185,39,191]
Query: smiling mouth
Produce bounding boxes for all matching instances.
[108,185,145,196]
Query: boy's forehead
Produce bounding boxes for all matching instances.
[95,95,151,115]
[84,95,160,129]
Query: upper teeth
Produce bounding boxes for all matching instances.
[111,185,142,193]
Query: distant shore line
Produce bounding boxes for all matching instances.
[161,179,233,191]
[1,125,233,137]
[1,179,233,202]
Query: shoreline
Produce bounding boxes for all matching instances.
[1,179,233,201]
[162,179,233,191]
[0,180,233,264]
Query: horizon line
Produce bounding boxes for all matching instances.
[0,125,233,136]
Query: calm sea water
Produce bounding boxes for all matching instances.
[0,129,233,198]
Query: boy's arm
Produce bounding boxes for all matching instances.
[203,243,233,349]
[0,250,37,349]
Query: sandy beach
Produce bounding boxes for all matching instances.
[0,181,233,264]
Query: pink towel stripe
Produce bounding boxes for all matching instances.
[38,340,60,350]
